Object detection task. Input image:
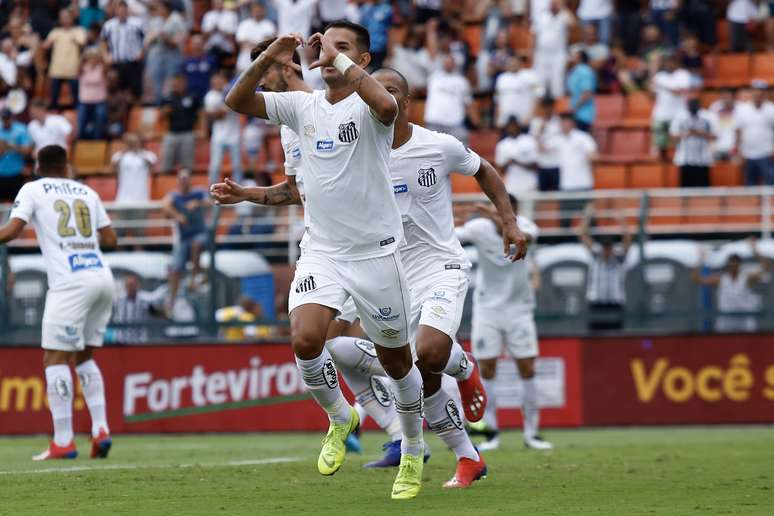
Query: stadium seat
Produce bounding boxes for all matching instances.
[705,54,750,88]
[594,94,625,128]
[629,163,665,189]
[611,197,640,226]
[716,20,730,50]
[151,175,177,200]
[594,164,626,189]
[710,162,743,187]
[72,140,108,175]
[450,173,480,193]
[508,24,533,53]
[621,92,653,128]
[685,196,722,225]
[194,140,210,173]
[84,176,117,201]
[533,200,560,228]
[468,130,499,163]
[648,197,683,226]
[699,90,722,109]
[591,128,609,154]
[592,197,616,227]
[462,24,483,56]
[723,196,761,224]
[751,52,774,83]
[664,165,679,188]
[607,128,650,161]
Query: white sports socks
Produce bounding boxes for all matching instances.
[522,376,539,440]
[75,359,109,438]
[45,365,74,447]
[442,342,473,380]
[481,378,499,430]
[389,366,425,457]
[295,348,351,424]
[424,388,478,461]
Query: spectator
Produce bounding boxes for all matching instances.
[531,0,574,98]
[680,0,716,47]
[708,89,736,161]
[144,0,187,105]
[42,8,87,109]
[670,97,716,187]
[548,113,598,196]
[424,53,476,143]
[494,54,543,128]
[733,80,774,186]
[111,273,161,344]
[215,295,267,341]
[726,0,758,52]
[425,18,469,74]
[162,168,209,313]
[77,48,107,140]
[273,0,318,39]
[181,34,216,101]
[693,239,770,333]
[359,0,392,71]
[640,24,674,76]
[27,98,73,152]
[579,209,631,331]
[77,0,108,29]
[201,0,238,69]
[566,49,597,132]
[618,0,644,55]
[99,0,145,101]
[235,2,276,72]
[529,96,562,191]
[414,0,442,23]
[649,0,680,46]
[160,74,201,173]
[577,0,613,45]
[205,71,242,184]
[478,28,514,93]
[0,109,32,202]
[680,34,703,89]
[0,38,18,93]
[570,24,610,68]
[650,53,691,160]
[495,117,539,196]
[387,26,433,93]
[317,0,351,31]
[113,133,157,212]
[105,68,132,139]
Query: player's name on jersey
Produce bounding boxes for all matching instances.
[41,181,90,197]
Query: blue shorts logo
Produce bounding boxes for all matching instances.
[393,184,408,194]
[68,253,103,272]
[316,139,334,152]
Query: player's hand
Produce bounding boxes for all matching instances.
[264,33,304,72]
[210,177,247,205]
[307,32,339,70]
[503,219,528,262]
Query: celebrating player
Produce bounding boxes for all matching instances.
[0,145,117,460]
[372,68,527,487]
[458,196,554,451]
[217,25,425,499]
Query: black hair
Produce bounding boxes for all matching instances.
[559,112,575,121]
[324,20,371,53]
[728,253,742,263]
[373,67,409,95]
[501,116,524,138]
[37,145,68,175]
[576,50,589,64]
[250,37,303,79]
[540,95,555,107]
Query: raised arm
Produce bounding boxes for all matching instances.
[473,158,528,260]
[224,33,304,118]
[747,237,770,285]
[691,246,721,286]
[578,205,595,251]
[210,177,302,206]
[620,218,633,255]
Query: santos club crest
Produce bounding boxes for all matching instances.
[338,121,359,143]
[418,167,437,187]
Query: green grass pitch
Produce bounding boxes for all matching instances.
[1,427,772,515]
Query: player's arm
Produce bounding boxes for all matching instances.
[0,218,26,244]
[308,33,397,125]
[224,33,304,118]
[473,158,528,260]
[210,177,302,206]
[691,245,720,286]
[620,218,633,255]
[98,225,118,249]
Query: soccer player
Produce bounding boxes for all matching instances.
[372,68,527,487]
[215,25,426,499]
[0,145,117,460]
[458,196,554,451]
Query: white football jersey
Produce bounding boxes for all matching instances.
[456,215,539,315]
[10,178,112,288]
[390,124,480,280]
[263,90,401,260]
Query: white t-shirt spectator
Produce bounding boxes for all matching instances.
[201,8,238,35]
[532,9,572,55]
[547,129,598,190]
[204,89,241,144]
[318,0,348,21]
[708,100,737,155]
[669,109,716,167]
[495,134,539,195]
[494,69,544,126]
[27,115,72,151]
[113,149,157,203]
[529,0,550,22]
[424,70,472,127]
[529,115,562,168]
[274,0,318,38]
[235,17,277,71]
[0,52,17,86]
[388,46,433,91]
[651,69,692,122]
[733,101,774,159]
[577,0,613,20]
[726,0,758,23]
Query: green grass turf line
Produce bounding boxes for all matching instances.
[124,393,311,422]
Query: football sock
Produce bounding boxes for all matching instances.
[481,378,499,431]
[522,376,539,440]
[442,342,473,380]
[75,359,109,438]
[425,387,478,461]
[389,365,425,457]
[295,348,351,424]
[45,365,74,447]
[354,402,368,425]
[325,336,386,376]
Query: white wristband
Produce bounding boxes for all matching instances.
[333,53,355,75]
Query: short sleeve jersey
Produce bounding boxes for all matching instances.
[263,90,401,260]
[10,178,112,288]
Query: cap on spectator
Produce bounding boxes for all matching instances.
[751,79,769,90]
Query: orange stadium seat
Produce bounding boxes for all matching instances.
[648,197,683,226]
[450,173,480,193]
[84,176,117,201]
[72,140,108,175]
[664,165,679,188]
[607,128,650,160]
[193,140,210,173]
[723,196,761,224]
[591,128,609,154]
[508,25,533,53]
[621,92,653,128]
[751,52,774,83]
[151,175,177,200]
[533,200,560,228]
[685,196,722,225]
[611,197,640,226]
[462,24,482,56]
[594,164,626,189]
[629,163,665,189]
[468,130,499,163]
[594,94,625,128]
[711,162,743,187]
[706,54,750,88]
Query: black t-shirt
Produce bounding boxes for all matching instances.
[163,93,201,133]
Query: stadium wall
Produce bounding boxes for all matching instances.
[0,335,772,434]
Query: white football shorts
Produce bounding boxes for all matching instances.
[42,271,115,351]
[408,267,469,342]
[471,310,539,360]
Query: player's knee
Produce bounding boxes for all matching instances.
[43,350,71,367]
[291,330,325,360]
[74,348,94,365]
[415,333,451,373]
[517,358,535,379]
[478,359,497,379]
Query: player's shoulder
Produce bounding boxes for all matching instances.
[415,124,465,150]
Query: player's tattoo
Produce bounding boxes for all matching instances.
[253,182,301,206]
[348,68,368,93]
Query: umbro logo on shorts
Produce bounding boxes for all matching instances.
[417,167,437,187]
[381,328,400,339]
[295,275,316,293]
[338,121,359,143]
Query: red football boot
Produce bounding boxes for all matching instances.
[443,454,488,488]
[32,441,78,461]
[90,429,112,459]
[457,352,488,422]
